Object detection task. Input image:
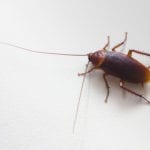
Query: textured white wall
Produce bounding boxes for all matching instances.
[0,0,150,150]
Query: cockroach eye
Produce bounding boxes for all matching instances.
[88,53,93,61]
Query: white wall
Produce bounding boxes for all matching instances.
[0,0,150,150]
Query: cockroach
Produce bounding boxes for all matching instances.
[79,32,150,103]
[0,32,150,132]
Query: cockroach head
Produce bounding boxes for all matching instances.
[88,50,105,66]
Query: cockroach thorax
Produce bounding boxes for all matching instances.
[88,50,105,66]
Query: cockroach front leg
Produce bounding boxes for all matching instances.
[103,73,110,103]
[119,80,150,103]
[112,32,127,51]
[102,36,110,51]
[128,49,150,57]
[78,67,97,76]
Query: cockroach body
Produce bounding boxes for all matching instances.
[89,50,150,83]
[79,33,150,103]
[86,49,150,103]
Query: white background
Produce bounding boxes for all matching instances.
[0,0,150,150]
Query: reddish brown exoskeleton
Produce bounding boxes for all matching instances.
[79,32,150,103]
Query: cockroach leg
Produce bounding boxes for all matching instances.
[128,49,150,57]
[119,80,150,103]
[112,32,127,51]
[102,36,110,51]
[78,66,97,76]
[103,73,110,103]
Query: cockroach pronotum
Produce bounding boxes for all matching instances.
[0,32,150,132]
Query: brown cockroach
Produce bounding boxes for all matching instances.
[79,32,150,103]
[0,32,150,132]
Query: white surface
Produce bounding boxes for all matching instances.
[0,0,150,150]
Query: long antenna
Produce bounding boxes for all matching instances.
[0,41,88,57]
[73,61,89,133]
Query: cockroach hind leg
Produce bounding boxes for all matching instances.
[128,49,150,57]
[112,32,128,51]
[119,80,150,104]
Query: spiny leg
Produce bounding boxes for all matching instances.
[128,49,150,57]
[112,32,128,51]
[119,80,150,103]
[103,73,110,103]
[103,36,110,51]
[78,66,97,76]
